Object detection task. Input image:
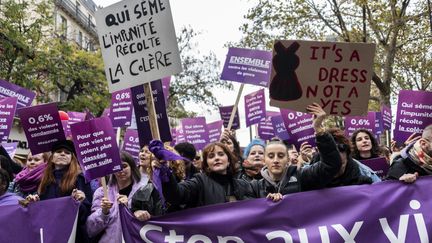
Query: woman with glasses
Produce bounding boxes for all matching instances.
[86,151,146,243]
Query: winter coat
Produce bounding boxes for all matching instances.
[387,143,430,180]
[86,178,147,243]
[131,182,165,216]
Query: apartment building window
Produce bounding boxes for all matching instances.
[60,15,67,38]
[77,31,83,47]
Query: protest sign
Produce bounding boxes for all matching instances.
[221,47,272,87]
[394,90,432,144]
[101,108,110,118]
[359,157,389,179]
[207,120,223,143]
[219,105,240,130]
[18,103,65,154]
[257,111,279,140]
[122,128,140,163]
[62,111,87,138]
[0,197,79,243]
[181,117,209,150]
[0,97,17,142]
[0,79,36,108]
[1,142,18,159]
[373,111,383,135]
[244,89,266,127]
[95,0,182,93]
[271,114,290,141]
[110,88,133,127]
[344,112,375,137]
[269,40,375,116]
[61,120,71,138]
[175,126,186,144]
[120,177,432,242]
[280,108,315,148]
[70,116,122,182]
[381,105,392,130]
[161,76,170,103]
[131,80,171,147]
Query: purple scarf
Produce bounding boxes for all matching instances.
[14,163,47,193]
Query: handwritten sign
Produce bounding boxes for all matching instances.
[95,0,182,93]
[269,40,375,116]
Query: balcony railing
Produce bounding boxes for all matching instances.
[55,0,98,39]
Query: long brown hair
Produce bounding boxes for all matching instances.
[38,153,81,196]
[202,142,236,175]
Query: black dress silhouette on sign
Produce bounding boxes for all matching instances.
[270,41,303,101]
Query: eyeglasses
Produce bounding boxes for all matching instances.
[337,144,349,152]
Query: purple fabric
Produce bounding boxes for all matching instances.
[14,163,47,193]
[218,105,240,130]
[0,97,17,142]
[0,79,36,108]
[0,192,23,206]
[244,89,266,127]
[120,177,432,242]
[220,47,272,87]
[394,90,432,144]
[148,140,187,162]
[344,112,375,137]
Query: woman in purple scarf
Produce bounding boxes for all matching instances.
[8,152,50,197]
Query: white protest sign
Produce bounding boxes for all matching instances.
[269,40,375,116]
[95,0,182,93]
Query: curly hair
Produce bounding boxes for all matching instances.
[350,129,380,159]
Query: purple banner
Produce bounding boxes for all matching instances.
[120,177,432,242]
[244,89,266,127]
[70,116,122,182]
[0,97,17,142]
[110,89,133,128]
[207,120,223,143]
[218,105,240,130]
[0,197,79,242]
[1,142,18,159]
[122,129,140,163]
[18,103,65,154]
[344,112,375,137]
[0,79,36,108]
[381,105,392,130]
[220,47,272,87]
[131,80,172,148]
[359,157,389,179]
[280,108,315,148]
[161,76,171,104]
[394,90,432,144]
[271,114,291,141]
[181,117,209,151]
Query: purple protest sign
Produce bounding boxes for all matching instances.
[344,112,375,138]
[381,105,392,130]
[101,108,110,118]
[373,111,383,135]
[359,157,389,179]
[120,177,432,242]
[0,197,79,243]
[122,129,140,164]
[161,76,171,104]
[244,89,266,127]
[1,142,18,159]
[207,120,223,143]
[0,97,17,142]
[131,80,172,148]
[271,114,291,141]
[258,116,275,140]
[219,105,240,130]
[176,127,186,144]
[170,128,177,147]
[280,108,315,148]
[221,47,272,87]
[61,120,71,138]
[394,90,432,144]
[62,111,87,138]
[181,117,209,150]
[0,79,36,108]
[84,108,95,120]
[70,116,122,182]
[18,103,65,154]
[110,89,133,128]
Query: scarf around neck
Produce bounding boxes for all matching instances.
[409,141,432,175]
[14,163,47,192]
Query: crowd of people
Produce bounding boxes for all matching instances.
[0,103,431,242]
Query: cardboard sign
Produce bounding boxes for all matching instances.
[220,47,272,87]
[218,105,240,130]
[0,97,17,142]
[269,40,375,116]
[394,90,432,143]
[70,117,122,182]
[110,88,133,127]
[207,120,223,143]
[18,103,65,154]
[244,89,266,127]
[181,117,209,150]
[0,79,36,108]
[95,0,182,93]
[280,108,315,148]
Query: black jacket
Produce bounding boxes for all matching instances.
[131,182,165,216]
[252,132,342,197]
[387,143,430,180]
[162,172,254,208]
